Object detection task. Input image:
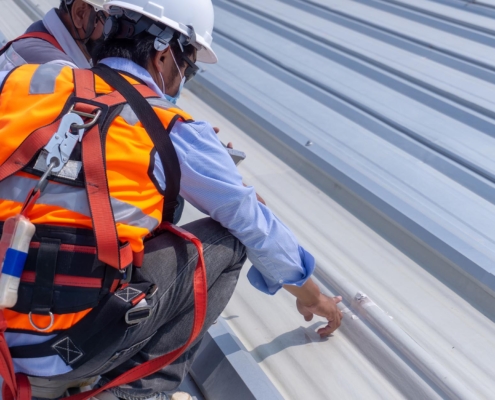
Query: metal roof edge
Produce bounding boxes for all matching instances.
[189,318,284,400]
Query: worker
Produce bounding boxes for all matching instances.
[0,0,106,71]
[0,0,342,399]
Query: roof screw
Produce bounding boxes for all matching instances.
[305,140,313,146]
[355,292,367,301]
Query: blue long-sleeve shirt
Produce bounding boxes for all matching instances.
[0,58,315,294]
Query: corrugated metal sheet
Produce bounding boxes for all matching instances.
[1,0,495,399]
[183,0,495,398]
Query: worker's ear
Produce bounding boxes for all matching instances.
[152,46,170,74]
[71,0,90,30]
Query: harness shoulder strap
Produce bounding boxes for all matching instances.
[0,32,64,57]
[72,69,133,271]
[91,64,182,224]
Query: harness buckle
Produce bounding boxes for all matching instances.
[120,264,133,285]
[125,305,152,325]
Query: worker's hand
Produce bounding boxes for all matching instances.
[214,126,234,153]
[297,294,343,337]
[285,278,343,337]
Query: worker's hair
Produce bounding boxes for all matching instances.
[93,31,195,72]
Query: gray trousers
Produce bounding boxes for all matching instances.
[94,218,246,399]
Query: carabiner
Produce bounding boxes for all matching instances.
[44,113,85,173]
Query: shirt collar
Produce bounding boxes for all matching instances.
[99,57,165,98]
[42,8,91,69]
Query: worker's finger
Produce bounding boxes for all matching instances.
[317,313,342,337]
[213,127,220,134]
[303,312,313,322]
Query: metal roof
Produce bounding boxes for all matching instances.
[1,0,495,399]
[184,0,495,398]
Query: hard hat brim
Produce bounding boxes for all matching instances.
[104,0,218,63]
[197,46,217,64]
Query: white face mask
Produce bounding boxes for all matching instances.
[159,48,186,105]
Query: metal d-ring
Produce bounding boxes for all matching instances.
[71,109,102,130]
[68,105,102,130]
[28,311,54,332]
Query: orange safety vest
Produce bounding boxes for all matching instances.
[0,64,192,334]
[0,64,208,400]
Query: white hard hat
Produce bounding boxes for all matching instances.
[103,0,217,63]
[82,0,106,11]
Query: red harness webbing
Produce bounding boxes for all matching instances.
[0,69,208,400]
[0,32,64,56]
[67,222,208,400]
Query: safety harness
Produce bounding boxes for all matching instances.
[0,64,208,400]
[0,31,64,57]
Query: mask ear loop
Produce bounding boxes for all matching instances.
[159,72,166,94]
[169,47,186,98]
[156,41,170,95]
[170,48,184,82]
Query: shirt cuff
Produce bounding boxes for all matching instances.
[247,246,316,295]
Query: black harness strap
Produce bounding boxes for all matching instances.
[91,64,181,223]
[9,282,152,368]
[30,238,61,315]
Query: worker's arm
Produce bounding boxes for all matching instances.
[284,277,343,337]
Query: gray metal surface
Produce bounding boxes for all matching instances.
[188,0,495,299]
[190,318,284,400]
[0,0,35,39]
[180,88,495,400]
[179,3,495,397]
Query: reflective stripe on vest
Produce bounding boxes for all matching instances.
[0,175,159,232]
[29,63,65,94]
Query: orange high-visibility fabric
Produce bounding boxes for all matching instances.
[0,65,192,333]
[3,309,91,333]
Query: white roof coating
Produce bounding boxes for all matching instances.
[1,0,495,399]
